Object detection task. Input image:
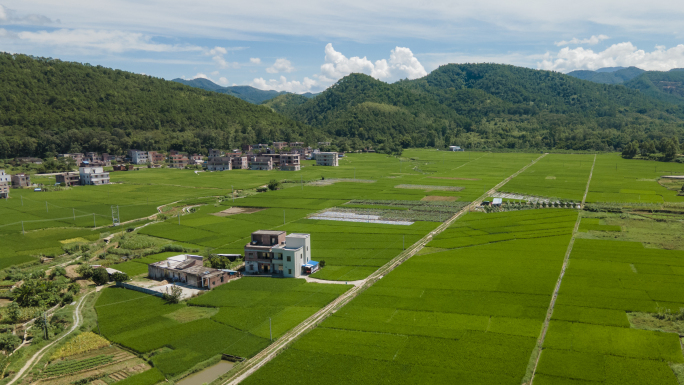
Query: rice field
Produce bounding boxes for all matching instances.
[242,210,577,384]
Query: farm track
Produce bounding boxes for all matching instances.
[222,153,548,385]
[526,154,597,385]
[6,291,90,385]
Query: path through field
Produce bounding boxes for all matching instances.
[221,153,549,385]
[6,291,90,385]
[525,154,597,385]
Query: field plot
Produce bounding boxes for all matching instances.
[499,154,595,201]
[586,153,684,203]
[242,210,576,385]
[535,238,684,384]
[96,278,349,378]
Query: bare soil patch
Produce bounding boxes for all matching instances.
[421,196,458,202]
[65,265,80,279]
[212,207,265,217]
[428,177,480,181]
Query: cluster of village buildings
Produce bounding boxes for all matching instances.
[0,141,339,198]
[146,230,318,290]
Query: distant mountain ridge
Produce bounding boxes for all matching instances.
[172,78,319,104]
[567,67,684,105]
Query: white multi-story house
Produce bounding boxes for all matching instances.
[316,152,339,166]
[207,156,233,171]
[79,166,110,185]
[0,170,10,198]
[128,149,149,165]
[244,231,318,278]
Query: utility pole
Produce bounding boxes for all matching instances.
[269,317,272,341]
[21,221,24,235]
[178,213,181,225]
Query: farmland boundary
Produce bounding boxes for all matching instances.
[525,153,597,385]
[220,153,548,385]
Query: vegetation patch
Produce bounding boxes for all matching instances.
[628,309,684,334]
[163,306,219,323]
[211,207,265,217]
[50,332,110,360]
[421,196,458,201]
[395,184,463,191]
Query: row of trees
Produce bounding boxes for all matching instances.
[621,137,681,159]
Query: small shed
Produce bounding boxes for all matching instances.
[492,198,503,207]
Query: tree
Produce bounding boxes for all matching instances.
[267,179,281,191]
[0,332,21,352]
[622,141,639,159]
[663,138,678,161]
[7,302,20,323]
[319,260,326,268]
[36,312,50,340]
[162,285,183,304]
[76,264,93,279]
[111,272,129,282]
[641,140,656,157]
[91,268,109,286]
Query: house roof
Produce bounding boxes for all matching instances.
[253,230,286,236]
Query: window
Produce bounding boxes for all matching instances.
[287,256,291,262]
[221,276,224,282]
[288,269,292,275]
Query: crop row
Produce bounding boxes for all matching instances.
[42,355,113,377]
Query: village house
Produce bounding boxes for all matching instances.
[280,154,301,171]
[0,170,10,198]
[169,154,189,169]
[207,156,233,171]
[231,156,249,170]
[316,152,339,166]
[148,254,239,289]
[244,231,318,277]
[56,172,80,186]
[208,149,224,159]
[273,142,288,151]
[148,151,165,164]
[249,156,274,170]
[448,146,464,151]
[79,166,110,185]
[16,157,43,165]
[128,150,149,164]
[58,153,84,165]
[289,141,305,148]
[11,173,31,188]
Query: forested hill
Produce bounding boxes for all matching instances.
[274,63,684,152]
[0,53,325,158]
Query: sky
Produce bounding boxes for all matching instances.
[1,1,684,93]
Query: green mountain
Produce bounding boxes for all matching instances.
[273,63,684,151]
[624,70,684,105]
[0,53,324,158]
[171,78,286,104]
[567,67,645,85]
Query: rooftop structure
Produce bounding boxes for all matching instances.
[316,152,339,167]
[148,254,239,289]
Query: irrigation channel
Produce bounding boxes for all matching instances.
[221,153,549,385]
[526,154,597,385]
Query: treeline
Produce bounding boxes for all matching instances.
[0,53,328,158]
[271,64,684,154]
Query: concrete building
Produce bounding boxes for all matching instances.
[79,166,110,185]
[128,150,149,164]
[448,146,464,151]
[16,157,43,165]
[316,152,339,166]
[11,173,30,188]
[0,170,10,198]
[148,254,238,289]
[148,151,165,164]
[244,231,317,277]
[273,142,288,151]
[249,156,273,170]
[318,142,331,147]
[58,153,84,165]
[231,156,249,170]
[280,154,301,171]
[56,172,80,186]
[289,142,305,148]
[207,156,233,171]
[208,149,224,159]
[86,152,103,162]
[169,154,189,169]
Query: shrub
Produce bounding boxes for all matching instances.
[0,332,21,352]
[162,285,182,304]
[76,265,93,279]
[268,179,281,191]
[111,272,129,282]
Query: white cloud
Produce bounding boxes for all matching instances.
[210,70,219,75]
[212,54,240,69]
[0,5,7,21]
[555,35,610,47]
[13,29,202,53]
[266,58,294,73]
[539,42,684,72]
[320,43,426,82]
[0,4,54,25]
[218,77,229,86]
[209,46,227,55]
[251,75,317,93]
[250,57,261,64]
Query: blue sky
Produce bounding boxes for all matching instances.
[1,1,684,93]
